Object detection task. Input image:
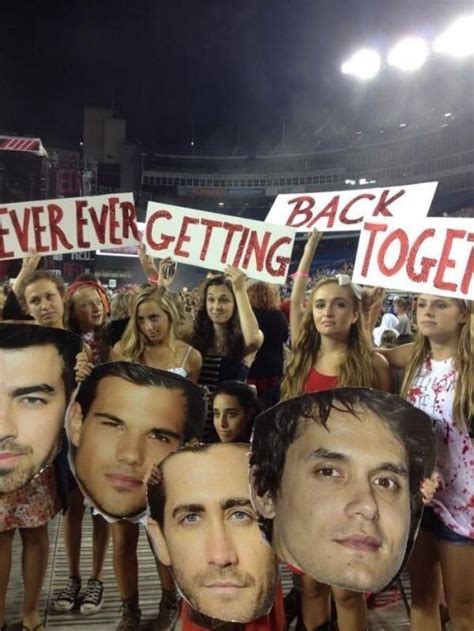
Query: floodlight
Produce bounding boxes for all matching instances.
[434,15,474,58]
[388,37,429,71]
[341,49,381,80]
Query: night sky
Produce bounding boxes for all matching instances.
[0,0,472,152]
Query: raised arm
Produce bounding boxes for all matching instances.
[225,266,264,356]
[376,343,415,371]
[290,230,322,344]
[12,250,42,296]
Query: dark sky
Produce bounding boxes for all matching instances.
[0,0,472,152]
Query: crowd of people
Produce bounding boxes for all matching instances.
[0,233,472,631]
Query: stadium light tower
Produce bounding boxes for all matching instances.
[433,15,474,58]
[341,49,381,80]
[388,37,429,71]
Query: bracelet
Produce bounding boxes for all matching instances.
[291,271,309,280]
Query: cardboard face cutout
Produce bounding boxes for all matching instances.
[67,362,205,521]
[146,443,279,624]
[0,323,81,496]
[250,388,437,593]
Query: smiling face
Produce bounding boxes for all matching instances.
[0,345,67,492]
[205,284,235,326]
[265,406,410,592]
[23,279,65,328]
[213,394,251,443]
[71,286,105,332]
[137,300,172,345]
[151,444,278,623]
[70,376,187,518]
[311,282,358,339]
[416,295,467,342]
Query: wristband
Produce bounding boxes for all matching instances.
[291,271,309,280]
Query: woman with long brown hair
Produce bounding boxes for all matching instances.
[190,267,263,441]
[282,231,391,631]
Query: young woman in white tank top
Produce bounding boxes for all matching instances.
[379,294,473,631]
[112,285,202,383]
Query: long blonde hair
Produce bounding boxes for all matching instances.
[281,278,377,399]
[119,286,180,362]
[400,299,472,430]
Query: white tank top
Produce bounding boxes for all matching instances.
[407,357,473,538]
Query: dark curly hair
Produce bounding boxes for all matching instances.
[250,388,436,522]
[190,276,246,362]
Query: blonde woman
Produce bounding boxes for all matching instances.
[112,285,202,382]
[379,295,473,631]
[282,231,391,631]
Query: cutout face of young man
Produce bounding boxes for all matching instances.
[147,443,279,623]
[0,344,67,493]
[252,406,411,593]
[69,375,188,519]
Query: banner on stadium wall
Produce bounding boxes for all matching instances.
[0,193,139,260]
[144,202,296,283]
[265,181,438,232]
[352,217,474,300]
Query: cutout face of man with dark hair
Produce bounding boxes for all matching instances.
[0,343,68,493]
[147,443,279,623]
[251,405,412,593]
[69,375,189,519]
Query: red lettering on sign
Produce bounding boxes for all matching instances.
[108,197,122,245]
[265,237,292,276]
[175,216,199,258]
[242,230,271,271]
[120,201,140,240]
[89,204,108,244]
[340,194,375,224]
[76,200,91,248]
[47,204,73,251]
[434,229,467,292]
[200,218,223,260]
[221,223,244,264]
[0,208,13,258]
[360,222,388,276]
[372,189,405,217]
[406,229,436,282]
[460,234,474,296]
[378,228,409,276]
[308,196,339,229]
[146,210,175,250]
[10,208,31,251]
[31,206,49,252]
[232,228,250,267]
[286,196,315,227]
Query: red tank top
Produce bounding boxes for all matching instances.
[303,367,339,393]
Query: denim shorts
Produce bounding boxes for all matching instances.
[421,507,473,546]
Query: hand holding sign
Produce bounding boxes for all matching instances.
[138,242,159,280]
[225,265,247,293]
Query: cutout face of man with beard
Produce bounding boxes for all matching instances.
[147,443,279,624]
[0,324,80,494]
